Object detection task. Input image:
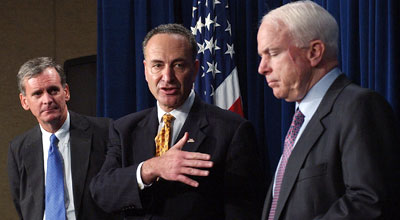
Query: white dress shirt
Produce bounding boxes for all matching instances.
[41,112,76,220]
[272,68,341,198]
[136,90,196,189]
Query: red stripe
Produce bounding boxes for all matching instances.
[228,98,244,117]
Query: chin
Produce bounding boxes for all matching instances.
[41,114,62,123]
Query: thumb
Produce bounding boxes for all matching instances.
[171,132,189,150]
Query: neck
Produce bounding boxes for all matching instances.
[296,59,338,104]
[40,111,68,133]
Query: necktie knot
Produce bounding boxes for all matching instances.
[162,113,175,124]
[49,134,60,154]
[292,109,305,128]
[50,134,59,146]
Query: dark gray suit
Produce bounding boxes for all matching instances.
[262,74,400,219]
[90,95,267,220]
[7,111,120,220]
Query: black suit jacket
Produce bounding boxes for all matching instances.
[261,74,400,220]
[90,95,267,220]
[7,111,120,220]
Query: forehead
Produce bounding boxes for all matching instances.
[257,20,291,52]
[24,67,61,89]
[144,33,191,59]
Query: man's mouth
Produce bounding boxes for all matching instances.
[160,87,179,95]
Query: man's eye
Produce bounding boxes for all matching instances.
[48,88,60,95]
[270,51,279,57]
[174,63,185,70]
[151,63,163,71]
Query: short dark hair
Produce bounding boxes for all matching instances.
[17,57,66,95]
[142,23,198,61]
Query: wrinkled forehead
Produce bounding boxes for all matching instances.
[145,34,190,54]
[257,20,292,50]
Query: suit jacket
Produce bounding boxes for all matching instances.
[7,111,120,220]
[261,74,400,220]
[90,95,267,220]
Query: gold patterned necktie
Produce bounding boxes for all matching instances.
[155,113,175,157]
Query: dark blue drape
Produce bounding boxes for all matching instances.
[97,0,400,179]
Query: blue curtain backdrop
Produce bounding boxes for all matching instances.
[97,0,400,180]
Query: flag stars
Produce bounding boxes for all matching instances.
[225,43,235,58]
[205,13,214,30]
[225,20,232,36]
[214,16,221,28]
[206,61,221,78]
[192,6,197,18]
[191,26,197,36]
[210,84,215,97]
[197,42,205,54]
[213,0,221,9]
[204,37,220,53]
[195,17,205,34]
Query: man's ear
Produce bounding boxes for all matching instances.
[19,93,30,111]
[192,59,200,81]
[64,84,70,101]
[143,60,149,82]
[308,40,325,67]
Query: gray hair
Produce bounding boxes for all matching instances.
[142,23,198,61]
[17,57,65,95]
[261,0,339,59]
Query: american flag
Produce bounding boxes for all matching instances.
[191,0,243,116]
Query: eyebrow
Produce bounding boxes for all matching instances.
[259,47,280,55]
[149,58,187,64]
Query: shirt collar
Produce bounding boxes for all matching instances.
[297,67,341,119]
[157,89,195,123]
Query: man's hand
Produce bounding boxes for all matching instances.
[141,132,213,187]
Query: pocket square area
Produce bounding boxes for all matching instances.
[187,138,195,143]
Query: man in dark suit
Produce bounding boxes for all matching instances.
[90,23,266,219]
[7,57,119,220]
[257,1,400,219]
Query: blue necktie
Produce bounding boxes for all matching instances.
[45,134,66,220]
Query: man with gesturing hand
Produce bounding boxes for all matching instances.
[90,23,266,220]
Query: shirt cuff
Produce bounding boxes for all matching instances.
[136,161,152,190]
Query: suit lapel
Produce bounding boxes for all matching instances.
[133,107,159,162]
[176,95,207,153]
[22,126,45,217]
[274,75,351,219]
[69,111,91,216]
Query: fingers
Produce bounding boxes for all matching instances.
[182,151,211,161]
[171,132,189,150]
[176,175,200,187]
[152,131,214,188]
[180,158,213,168]
[180,167,210,177]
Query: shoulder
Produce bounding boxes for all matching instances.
[203,101,245,124]
[194,99,252,134]
[337,82,392,110]
[70,111,112,131]
[10,126,39,148]
[9,125,40,158]
[113,108,155,130]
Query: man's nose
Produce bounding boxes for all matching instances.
[41,92,53,104]
[161,66,175,82]
[258,56,271,76]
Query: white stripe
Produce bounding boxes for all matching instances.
[214,67,240,109]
